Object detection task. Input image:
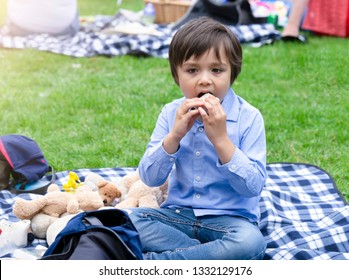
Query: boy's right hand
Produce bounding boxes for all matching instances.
[163,98,204,154]
[175,98,205,137]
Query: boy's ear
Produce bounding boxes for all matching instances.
[173,75,180,85]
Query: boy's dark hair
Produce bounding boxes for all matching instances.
[169,16,242,85]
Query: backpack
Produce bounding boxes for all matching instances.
[0,134,55,194]
[41,209,143,260]
[173,0,267,29]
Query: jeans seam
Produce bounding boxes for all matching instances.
[142,211,196,226]
[250,243,267,260]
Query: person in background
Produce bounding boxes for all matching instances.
[6,0,79,37]
[128,16,267,260]
[281,0,309,42]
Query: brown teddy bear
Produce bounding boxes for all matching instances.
[115,170,168,209]
[12,184,104,220]
[84,172,123,206]
[97,180,122,206]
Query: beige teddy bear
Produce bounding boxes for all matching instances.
[115,170,168,209]
[30,213,59,239]
[12,184,104,221]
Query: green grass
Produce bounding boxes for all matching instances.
[1,0,348,202]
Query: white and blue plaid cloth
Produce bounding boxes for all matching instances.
[0,12,280,58]
[1,162,348,259]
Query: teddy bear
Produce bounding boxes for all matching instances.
[96,180,122,206]
[115,170,168,209]
[12,183,104,221]
[46,213,81,246]
[84,172,123,206]
[30,212,60,239]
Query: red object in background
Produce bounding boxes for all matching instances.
[302,0,349,38]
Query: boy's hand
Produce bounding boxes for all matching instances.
[174,98,206,138]
[199,94,226,143]
[163,98,204,154]
[199,95,236,164]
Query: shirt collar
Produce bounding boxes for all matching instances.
[221,88,240,122]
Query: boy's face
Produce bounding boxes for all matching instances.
[176,46,231,102]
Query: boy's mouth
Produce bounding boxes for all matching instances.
[198,92,221,103]
[197,92,213,99]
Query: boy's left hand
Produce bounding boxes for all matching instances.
[198,94,227,145]
[199,96,236,164]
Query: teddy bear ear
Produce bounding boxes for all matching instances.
[123,170,140,188]
[97,181,108,189]
[115,189,122,198]
[47,184,60,192]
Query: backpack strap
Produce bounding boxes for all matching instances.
[84,215,103,227]
[10,165,56,195]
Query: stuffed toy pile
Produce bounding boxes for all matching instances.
[12,173,123,244]
[11,170,168,246]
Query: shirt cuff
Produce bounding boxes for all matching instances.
[148,140,177,170]
[218,148,264,196]
[218,148,248,178]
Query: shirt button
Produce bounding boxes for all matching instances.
[198,127,204,132]
[175,209,180,213]
[195,194,201,199]
[195,176,201,181]
[230,164,237,171]
[195,151,201,157]
[169,157,174,162]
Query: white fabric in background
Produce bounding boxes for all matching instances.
[7,0,77,34]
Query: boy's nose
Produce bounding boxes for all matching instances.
[198,73,212,85]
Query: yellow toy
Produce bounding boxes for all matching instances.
[62,171,83,193]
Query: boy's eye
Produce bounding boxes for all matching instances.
[212,68,222,73]
[187,68,197,74]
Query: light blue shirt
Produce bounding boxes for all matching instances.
[138,88,266,222]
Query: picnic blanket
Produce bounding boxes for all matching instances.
[0,11,280,58]
[1,162,348,260]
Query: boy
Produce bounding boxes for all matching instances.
[129,17,267,260]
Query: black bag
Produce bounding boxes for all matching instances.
[173,0,267,29]
[41,209,143,260]
[0,134,55,194]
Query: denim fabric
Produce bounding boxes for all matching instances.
[129,207,266,260]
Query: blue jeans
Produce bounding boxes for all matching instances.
[128,207,266,260]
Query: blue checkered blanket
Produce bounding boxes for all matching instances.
[1,163,348,259]
[0,12,280,58]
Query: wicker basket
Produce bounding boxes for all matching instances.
[144,0,192,24]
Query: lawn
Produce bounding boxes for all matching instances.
[0,0,348,202]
